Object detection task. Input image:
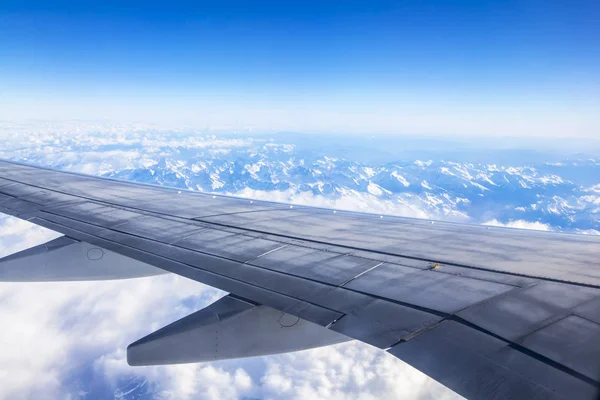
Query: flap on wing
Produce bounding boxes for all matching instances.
[0,236,167,281]
[127,294,350,366]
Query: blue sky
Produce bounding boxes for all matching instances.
[1,0,599,136]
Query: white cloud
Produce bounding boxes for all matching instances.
[0,214,63,257]
[482,219,551,231]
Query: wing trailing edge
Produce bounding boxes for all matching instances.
[127,294,350,366]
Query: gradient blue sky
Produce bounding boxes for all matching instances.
[1,0,599,136]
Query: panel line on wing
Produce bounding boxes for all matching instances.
[339,262,384,287]
[243,244,290,263]
[191,208,297,220]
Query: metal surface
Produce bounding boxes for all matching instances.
[128,294,350,365]
[109,215,207,243]
[175,232,283,262]
[520,315,600,381]
[330,299,442,348]
[457,282,600,340]
[575,297,600,324]
[251,246,379,285]
[388,321,599,400]
[345,262,515,314]
[0,236,166,281]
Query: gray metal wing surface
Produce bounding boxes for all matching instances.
[0,159,599,399]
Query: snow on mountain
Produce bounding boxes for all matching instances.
[483,219,551,231]
[390,171,410,187]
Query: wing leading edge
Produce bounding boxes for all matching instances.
[1,159,599,400]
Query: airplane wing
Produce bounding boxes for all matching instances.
[1,159,599,400]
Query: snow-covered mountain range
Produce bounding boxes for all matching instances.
[1,127,599,233]
[106,153,600,231]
